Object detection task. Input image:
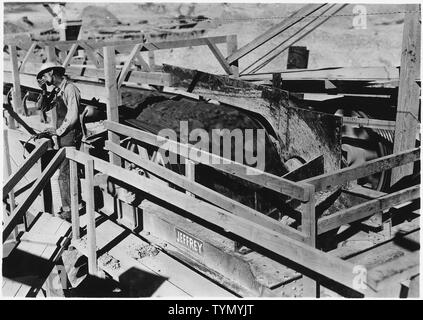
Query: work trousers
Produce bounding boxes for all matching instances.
[57,129,82,212]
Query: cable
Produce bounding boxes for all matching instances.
[240,4,341,75]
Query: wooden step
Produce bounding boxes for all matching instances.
[2,212,71,297]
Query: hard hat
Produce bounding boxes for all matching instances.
[36,62,65,80]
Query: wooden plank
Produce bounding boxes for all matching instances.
[227,4,326,64]
[318,185,420,234]
[104,121,309,201]
[241,66,401,81]
[3,103,37,135]
[299,184,318,297]
[105,141,307,242]
[134,52,151,72]
[62,43,78,68]
[3,140,50,199]
[103,46,121,166]
[66,148,367,292]
[391,5,421,185]
[85,159,97,276]
[9,45,23,122]
[117,43,143,88]
[5,61,173,90]
[342,185,386,200]
[70,157,80,240]
[226,35,239,77]
[303,147,420,192]
[3,129,19,239]
[343,117,398,131]
[282,155,324,182]
[37,36,228,50]
[3,149,65,243]
[80,44,101,68]
[205,39,232,75]
[19,42,36,71]
[184,158,195,197]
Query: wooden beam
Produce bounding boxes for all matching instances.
[65,147,369,293]
[37,36,229,50]
[62,43,78,68]
[9,45,23,118]
[241,66,401,81]
[4,61,173,100]
[103,120,309,201]
[45,45,58,128]
[184,158,195,197]
[134,52,151,72]
[3,129,19,239]
[84,158,98,275]
[226,35,239,77]
[80,44,101,68]
[105,141,307,242]
[3,103,37,135]
[70,157,80,241]
[205,39,232,75]
[342,185,386,200]
[3,148,65,243]
[367,251,420,294]
[117,43,144,87]
[299,184,319,297]
[391,5,421,185]
[103,46,121,166]
[3,140,50,199]
[318,185,420,234]
[227,4,327,64]
[19,42,36,71]
[343,117,398,131]
[303,148,420,192]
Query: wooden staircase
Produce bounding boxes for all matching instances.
[2,212,71,297]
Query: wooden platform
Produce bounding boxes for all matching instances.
[72,210,236,297]
[2,212,71,297]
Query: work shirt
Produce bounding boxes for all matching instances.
[55,78,81,137]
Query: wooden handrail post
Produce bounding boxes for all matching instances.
[70,151,80,241]
[3,129,19,239]
[45,45,58,128]
[103,46,121,166]
[300,184,318,297]
[185,159,195,197]
[391,4,421,185]
[9,45,22,125]
[40,151,53,214]
[85,158,97,275]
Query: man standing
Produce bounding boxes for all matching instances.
[37,62,83,221]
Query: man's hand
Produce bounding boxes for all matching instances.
[44,127,57,136]
[37,78,47,92]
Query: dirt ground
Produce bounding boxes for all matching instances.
[4,2,405,72]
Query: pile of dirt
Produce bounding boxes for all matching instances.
[98,253,121,270]
[79,5,122,28]
[128,244,160,260]
[3,21,28,34]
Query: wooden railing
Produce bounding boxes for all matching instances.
[63,130,420,297]
[2,130,54,242]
